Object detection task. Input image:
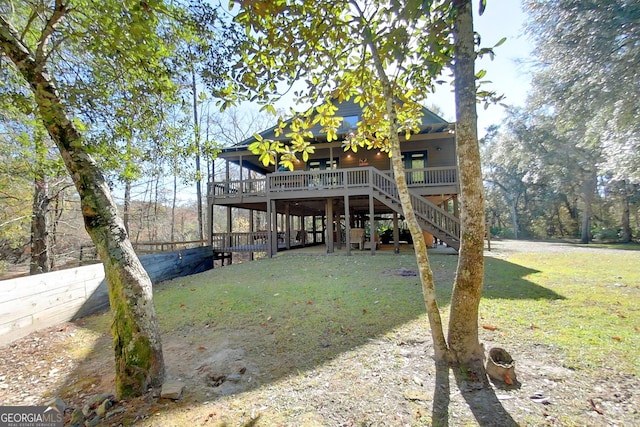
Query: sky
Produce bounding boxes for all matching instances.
[270,1,536,137]
[430,1,535,135]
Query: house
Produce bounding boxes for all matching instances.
[207,99,460,262]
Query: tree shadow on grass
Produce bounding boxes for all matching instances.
[435,256,565,305]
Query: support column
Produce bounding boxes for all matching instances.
[334,202,342,250]
[266,200,273,258]
[326,198,334,253]
[226,206,232,250]
[345,194,351,256]
[312,215,318,244]
[393,212,400,254]
[369,194,376,255]
[285,203,291,250]
[249,209,255,261]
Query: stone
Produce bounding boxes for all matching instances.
[44,397,66,414]
[95,398,112,417]
[84,415,101,427]
[226,374,242,382]
[105,407,126,419]
[81,404,92,417]
[69,408,84,427]
[86,393,115,409]
[161,381,185,400]
[403,388,433,402]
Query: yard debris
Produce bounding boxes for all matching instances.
[588,398,604,414]
[530,391,551,405]
[161,381,185,400]
[486,347,517,385]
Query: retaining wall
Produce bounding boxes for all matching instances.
[0,246,213,346]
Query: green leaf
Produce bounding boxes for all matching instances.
[494,37,507,48]
[479,0,487,16]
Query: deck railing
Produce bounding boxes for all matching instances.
[211,231,268,251]
[210,166,457,198]
[211,231,309,251]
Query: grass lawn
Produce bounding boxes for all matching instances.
[481,249,640,376]
[151,244,640,378]
[22,240,638,426]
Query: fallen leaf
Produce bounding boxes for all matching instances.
[589,398,604,415]
[482,324,498,331]
[197,346,206,351]
[190,288,196,291]
[611,336,623,342]
[180,303,186,308]
[362,308,367,314]
[530,392,551,405]
[307,300,313,305]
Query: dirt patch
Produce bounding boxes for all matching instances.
[0,240,638,426]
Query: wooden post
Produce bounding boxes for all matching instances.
[345,194,351,256]
[285,203,291,250]
[369,194,376,255]
[326,198,334,253]
[393,212,400,254]
[267,200,273,258]
[249,209,255,260]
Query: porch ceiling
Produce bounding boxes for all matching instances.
[221,194,454,218]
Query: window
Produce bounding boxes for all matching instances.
[308,158,339,171]
[339,115,359,132]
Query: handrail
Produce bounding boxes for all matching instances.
[209,166,457,198]
[211,231,268,251]
[370,169,460,246]
[210,166,460,249]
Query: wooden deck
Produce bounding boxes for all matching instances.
[209,166,461,253]
[210,166,458,202]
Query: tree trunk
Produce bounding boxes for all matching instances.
[580,172,596,244]
[509,196,519,239]
[30,174,50,275]
[620,182,631,243]
[123,179,131,235]
[447,0,486,371]
[171,174,177,241]
[388,135,449,362]
[1,17,164,399]
[192,68,204,241]
[363,26,449,363]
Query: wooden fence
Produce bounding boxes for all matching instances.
[0,246,213,346]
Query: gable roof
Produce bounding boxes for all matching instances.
[227,98,453,151]
[217,99,455,174]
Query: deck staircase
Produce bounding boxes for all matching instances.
[370,169,460,250]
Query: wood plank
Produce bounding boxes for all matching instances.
[0,247,213,346]
[0,264,104,303]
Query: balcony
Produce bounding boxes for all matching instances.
[210,166,458,201]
